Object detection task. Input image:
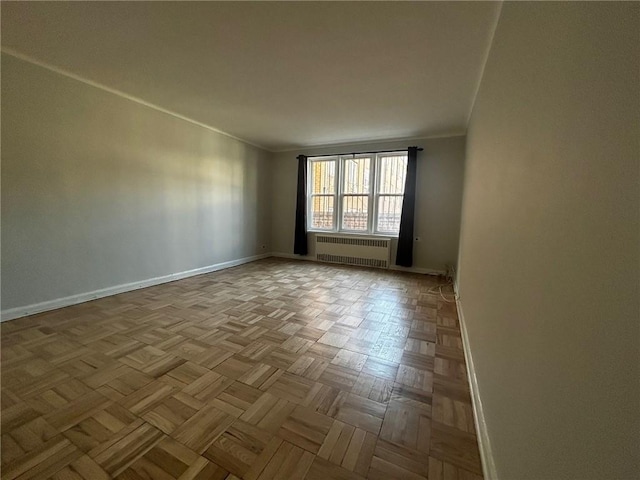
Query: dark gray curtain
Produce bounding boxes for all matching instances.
[293,155,308,255]
[395,147,419,267]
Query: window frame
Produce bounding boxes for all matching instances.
[307,151,407,237]
[338,154,374,234]
[373,152,408,235]
[307,156,338,232]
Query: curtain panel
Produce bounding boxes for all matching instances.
[395,146,419,267]
[293,155,308,255]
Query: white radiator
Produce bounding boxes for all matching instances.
[315,234,391,269]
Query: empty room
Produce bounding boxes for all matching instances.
[1,2,638,480]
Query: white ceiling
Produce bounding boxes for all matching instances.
[1,1,501,151]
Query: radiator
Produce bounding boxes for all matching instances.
[315,234,391,269]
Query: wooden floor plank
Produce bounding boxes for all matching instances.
[278,406,334,454]
[90,420,164,477]
[255,440,314,480]
[171,405,234,454]
[203,420,272,478]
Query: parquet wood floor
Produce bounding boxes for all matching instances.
[1,258,483,479]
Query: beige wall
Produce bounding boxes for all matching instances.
[1,54,272,311]
[270,136,466,272]
[458,3,639,479]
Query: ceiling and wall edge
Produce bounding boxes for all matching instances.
[1,47,272,152]
[466,1,503,128]
[271,132,467,153]
[2,45,479,155]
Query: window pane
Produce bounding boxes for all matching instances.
[311,160,336,194]
[342,157,371,194]
[311,195,334,229]
[342,195,368,231]
[378,154,407,194]
[377,195,404,233]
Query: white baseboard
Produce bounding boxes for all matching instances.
[271,252,445,276]
[456,296,498,480]
[388,264,446,276]
[0,253,271,323]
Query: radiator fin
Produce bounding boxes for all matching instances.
[316,236,388,248]
[317,253,388,269]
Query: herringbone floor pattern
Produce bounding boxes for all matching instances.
[1,258,483,479]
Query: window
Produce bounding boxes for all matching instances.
[308,151,407,235]
[309,158,336,230]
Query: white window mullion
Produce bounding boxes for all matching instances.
[307,161,312,230]
[333,157,342,232]
[370,154,378,234]
[336,157,342,232]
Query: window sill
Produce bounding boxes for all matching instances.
[307,230,398,239]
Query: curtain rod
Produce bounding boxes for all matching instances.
[298,147,422,159]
